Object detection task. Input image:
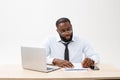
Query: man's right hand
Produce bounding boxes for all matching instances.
[52,58,73,68]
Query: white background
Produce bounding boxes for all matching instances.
[0,0,120,67]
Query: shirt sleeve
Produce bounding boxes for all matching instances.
[83,41,100,64]
[42,36,55,64]
[46,56,54,64]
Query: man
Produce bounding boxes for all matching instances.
[44,17,99,68]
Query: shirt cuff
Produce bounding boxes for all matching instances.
[47,57,54,64]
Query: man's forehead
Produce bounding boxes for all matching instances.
[57,22,71,29]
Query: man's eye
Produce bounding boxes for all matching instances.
[67,29,70,31]
[61,30,65,32]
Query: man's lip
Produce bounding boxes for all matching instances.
[65,36,70,39]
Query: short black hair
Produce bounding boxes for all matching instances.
[56,17,71,27]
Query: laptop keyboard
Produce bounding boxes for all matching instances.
[47,67,53,70]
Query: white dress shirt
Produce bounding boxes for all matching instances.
[44,35,100,64]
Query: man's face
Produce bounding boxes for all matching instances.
[57,22,73,42]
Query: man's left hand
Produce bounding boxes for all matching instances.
[82,58,94,68]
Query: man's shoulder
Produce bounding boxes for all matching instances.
[73,35,84,41]
[73,35,88,43]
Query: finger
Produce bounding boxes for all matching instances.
[62,61,73,68]
[58,60,67,68]
[62,62,69,68]
[84,59,94,67]
[82,58,88,67]
[67,62,74,68]
[60,64,66,68]
[82,62,88,68]
[83,58,89,64]
[82,58,91,68]
[66,61,74,67]
[88,60,94,67]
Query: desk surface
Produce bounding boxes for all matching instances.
[0,64,120,80]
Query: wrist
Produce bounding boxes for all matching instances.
[52,58,57,65]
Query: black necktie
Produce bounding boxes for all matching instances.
[63,42,70,61]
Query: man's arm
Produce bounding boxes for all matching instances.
[82,41,100,68]
[52,58,73,68]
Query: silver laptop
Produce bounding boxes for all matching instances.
[21,47,60,73]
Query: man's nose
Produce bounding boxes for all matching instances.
[64,31,71,35]
[65,30,69,33]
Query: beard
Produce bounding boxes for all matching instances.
[59,32,73,42]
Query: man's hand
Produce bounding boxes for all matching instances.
[82,58,94,68]
[52,58,73,68]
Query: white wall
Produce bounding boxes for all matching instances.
[0,0,120,67]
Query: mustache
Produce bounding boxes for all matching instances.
[59,32,73,42]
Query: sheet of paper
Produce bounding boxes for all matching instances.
[64,63,88,71]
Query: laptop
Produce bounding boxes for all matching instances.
[21,47,60,73]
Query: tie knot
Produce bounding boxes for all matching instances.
[63,42,69,47]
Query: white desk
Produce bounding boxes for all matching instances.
[0,64,120,80]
